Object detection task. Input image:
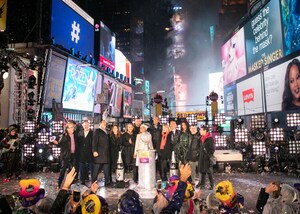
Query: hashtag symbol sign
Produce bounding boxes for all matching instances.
[71,21,80,44]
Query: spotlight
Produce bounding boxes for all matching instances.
[24,121,35,133]
[28,91,36,106]
[251,115,265,129]
[38,148,43,153]
[27,108,35,120]
[38,132,50,144]
[51,121,64,134]
[48,155,54,161]
[272,118,280,125]
[28,75,36,89]
[159,115,170,125]
[2,71,8,79]
[235,128,248,142]
[214,113,225,125]
[237,117,244,125]
[52,147,61,158]
[186,114,197,126]
[23,144,35,157]
[289,141,300,154]
[215,135,227,148]
[286,113,300,127]
[269,128,284,142]
[252,141,266,155]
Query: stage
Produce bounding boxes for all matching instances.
[0,170,300,213]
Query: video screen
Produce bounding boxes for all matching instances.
[99,21,116,71]
[62,57,98,112]
[44,51,67,108]
[224,84,237,117]
[94,73,103,114]
[51,0,94,57]
[103,77,122,117]
[123,84,132,118]
[280,0,300,55]
[222,28,247,86]
[245,0,284,73]
[264,55,300,112]
[236,74,263,116]
[115,49,132,83]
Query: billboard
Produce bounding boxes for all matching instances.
[224,84,237,117]
[265,55,300,112]
[103,76,122,117]
[123,84,133,118]
[237,74,263,115]
[209,72,224,99]
[280,0,300,55]
[245,0,284,73]
[115,49,132,83]
[51,0,94,57]
[62,57,98,112]
[94,73,103,114]
[44,51,67,109]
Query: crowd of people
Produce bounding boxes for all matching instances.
[1,118,300,213]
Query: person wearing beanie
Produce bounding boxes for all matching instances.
[0,124,22,181]
[117,189,144,214]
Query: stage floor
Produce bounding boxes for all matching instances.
[0,170,300,213]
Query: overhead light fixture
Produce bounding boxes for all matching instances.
[2,71,8,79]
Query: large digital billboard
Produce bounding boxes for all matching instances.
[44,51,67,108]
[224,84,237,117]
[265,55,300,112]
[94,73,103,114]
[103,77,122,117]
[62,57,98,112]
[222,28,247,86]
[280,0,300,55]
[245,0,284,73]
[123,84,133,118]
[236,74,263,115]
[51,0,94,57]
[115,49,132,84]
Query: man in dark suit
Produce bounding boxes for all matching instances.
[149,116,162,150]
[92,120,110,185]
[169,120,180,145]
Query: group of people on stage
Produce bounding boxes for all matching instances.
[51,116,216,190]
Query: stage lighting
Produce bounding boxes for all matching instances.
[272,118,280,125]
[215,135,227,148]
[28,91,36,106]
[51,121,64,134]
[186,114,197,126]
[235,128,248,142]
[159,115,170,125]
[52,147,61,158]
[48,155,54,161]
[252,141,266,155]
[38,132,50,144]
[289,141,300,154]
[24,144,35,157]
[28,75,36,89]
[286,113,300,127]
[269,128,284,142]
[2,71,8,79]
[27,108,35,120]
[24,121,35,133]
[251,115,265,129]
[237,117,244,125]
[214,113,225,125]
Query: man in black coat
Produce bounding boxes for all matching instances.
[133,117,142,136]
[187,124,200,183]
[149,116,162,150]
[197,125,215,190]
[77,120,93,185]
[92,120,110,185]
[169,120,180,145]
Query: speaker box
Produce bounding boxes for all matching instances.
[27,162,37,172]
[0,196,12,214]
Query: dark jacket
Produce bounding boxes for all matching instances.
[77,130,93,163]
[93,128,110,164]
[198,136,215,173]
[109,134,122,169]
[121,132,136,164]
[149,124,162,150]
[157,132,173,160]
[57,134,77,161]
[256,188,270,213]
[161,181,187,213]
[174,131,190,164]
[50,189,69,214]
[169,129,180,145]
[187,132,200,162]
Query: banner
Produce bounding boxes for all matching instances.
[0,0,7,31]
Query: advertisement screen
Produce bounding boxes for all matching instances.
[62,57,98,112]
[51,0,94,57]
[224,84,237,117]
[103,77,122,117]
[44,51,67,108]
[123,84,132,118]
[265,55,300,112]
[237,74,263,115]
[280,0,300,55]
[222,28,247,86]
[99,21,116,71]
[94,73,103,114]
[245,0,284,73]
[115,49,132,83]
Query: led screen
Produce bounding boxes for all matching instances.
[94,73,103,114]
[245,0,284,73]
[51,0,94,57]
[236,74,263,116]
[265,55,300,112]
[103,77,122,117]
[280,0,300,55]
[123,84,132,118]
[44,51,67,108]
[224,84,237,117]
[115,49,132,83]
[62,57,98,112]
[222,28,247,86]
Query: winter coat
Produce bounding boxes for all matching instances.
[92,128,110,164]
[157,133,173,160]
[149,124,162,150]
[109,134,122,169]
[50,189,69,214]
[77,130,93,163]
[57,134,77,161]
[198,136,215,173]
[174,131,190,164]
[187,132,200,162]
[121,132,136,165]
